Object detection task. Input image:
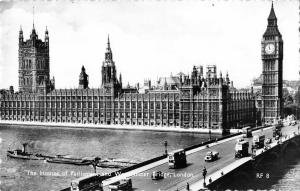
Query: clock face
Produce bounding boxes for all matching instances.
[265,43,275,54]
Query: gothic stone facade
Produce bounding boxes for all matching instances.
[261,3,284,123]
[0,25,257,133]
[18,26,54,94]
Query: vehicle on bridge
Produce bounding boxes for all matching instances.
[265,138,272,145]
[151,171,164,180]
[108,179,132,191]
[242,126,252,138]
[264,138,272,149]
[70,173,103,191]
[274,119,283,128]
[168,149,187,169]
[273,125,282,140]
[235,140,249,158]
[236,138,245,142]
[204,151,219,162]
[252,135,265,149]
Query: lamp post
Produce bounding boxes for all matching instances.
[164,140,168,155]
[202,166,207,186]
[91,157,100,173]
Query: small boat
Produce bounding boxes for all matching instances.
[7,143,45,160]
[7,150,45,160]
[46,155,92,165]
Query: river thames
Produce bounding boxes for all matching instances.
[1,124,300,191]
[0,124,221,191]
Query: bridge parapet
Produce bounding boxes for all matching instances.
[193,131,300,191]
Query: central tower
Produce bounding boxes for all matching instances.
[261,3,283,123]
[101,36,122,96]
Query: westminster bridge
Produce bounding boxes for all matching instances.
[61,123,300,191]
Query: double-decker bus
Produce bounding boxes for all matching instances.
[70,173,103,191]
[242,126,252,138]
[168,149,187,169]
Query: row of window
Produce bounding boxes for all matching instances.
[263,60,276,71]
[21,59,46,70]
[2,101,180,110]
[2,110,254,120]
[182,114,219,122]
[263,74,278,84]
[263,87,276,95]
[20,77,32,86]
[2,110,181,119]
[38,94,178,101]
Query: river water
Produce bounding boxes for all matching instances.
[0,124,220,191]
[1,124,300,191]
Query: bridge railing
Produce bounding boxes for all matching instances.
[60,131,244,191]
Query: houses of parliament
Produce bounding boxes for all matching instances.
[0,4,283,133]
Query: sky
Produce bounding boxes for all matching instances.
[0,0,298,90]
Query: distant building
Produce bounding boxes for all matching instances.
[0,32,256,133]
[6,5,294,133]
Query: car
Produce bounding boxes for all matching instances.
[236,138,245,142]
[151,171,164,180]
[108,179,132,191]
[204,151,219,162]
[265,138,272,144]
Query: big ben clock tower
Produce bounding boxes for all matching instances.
[261,2,283,123]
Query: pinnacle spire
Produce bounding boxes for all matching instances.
[104,35,113,62]
[32,6,35,29]
[264,2,281,37]
[107,34,110,50]
[268,1,277,20]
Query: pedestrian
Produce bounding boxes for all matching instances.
[186,182,190,191]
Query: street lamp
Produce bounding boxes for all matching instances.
[202,166,207,186]
[91,157,100,173]
[164,140,168,155]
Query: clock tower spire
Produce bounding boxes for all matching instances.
[261,2,283,123]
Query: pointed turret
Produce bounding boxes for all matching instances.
[268,2,277,21]
[163,77,168,90]
[107,35,111,50]
[119,73,122,87]
[19,26,23,44]
[45,26,49,45]
[226,72,230,85]
[79,65,89,89]
[30,24,38,39]
[219,71,223,87]
[105,35,113,61]
[263,2,281,37]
